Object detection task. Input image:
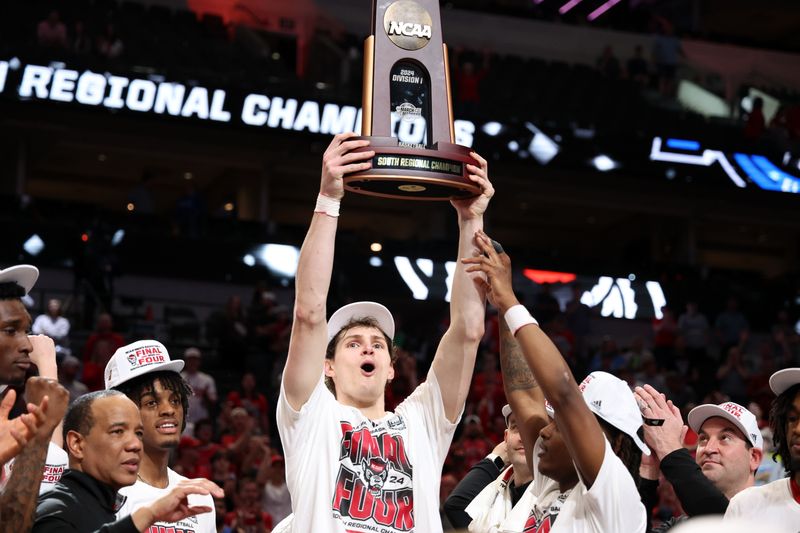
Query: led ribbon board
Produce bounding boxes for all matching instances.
[650,136,800,194]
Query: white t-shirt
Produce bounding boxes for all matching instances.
[32,314,70,341]
[725,477,800,531]
[116,467,216,533]
[182,370,218,425]
[263,480,292,525]
[1,442,68,495]
[506,438,646,533]
[465,465,533,533]
[499,438,563,533]
[276,371,458,533]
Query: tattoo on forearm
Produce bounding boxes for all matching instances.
[0,438,48,532]
[499,319,537,391]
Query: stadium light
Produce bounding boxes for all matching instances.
[23,234,44,256]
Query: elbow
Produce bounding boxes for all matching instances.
[293,301,326,327]
[442,496,463,518]
[464,323,485,345]
[545,370,582,412]
[451,316,485,345]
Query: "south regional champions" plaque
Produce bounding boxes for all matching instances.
[344,0,481,200]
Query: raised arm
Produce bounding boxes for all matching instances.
[29,335,63,447]
[430,153,493,422]
[464,231,607,487]
[282,133,373,410]
[499,317,547,473]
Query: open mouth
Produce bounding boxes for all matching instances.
[361,362,376,375]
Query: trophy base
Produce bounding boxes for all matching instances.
[344,137,480,201]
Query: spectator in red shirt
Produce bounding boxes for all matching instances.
[225,477,273,532]
[193,418,221,466]
[453,414,493,476]
[173,435,213,479]
[211,450,238,513]
[653,305,678,368]
[37,9,68,50]
[227,372,270,435]
[452,49,489,117]
[221,407,256,470]
[744,97,766,141]
[82,313,124,391]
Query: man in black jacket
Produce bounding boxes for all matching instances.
[635,384,762,530]
[34,390,223,532]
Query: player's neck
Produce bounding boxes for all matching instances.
[723,476,753,500]
[557,474,579,494]
[138,447,171,488]
[512,460,533,485]
[339,392,387,420]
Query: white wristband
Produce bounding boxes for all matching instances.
[504,304,538,335]
[315,193,340,218]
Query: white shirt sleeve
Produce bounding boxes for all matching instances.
[53,317,70,339]
[276,374,334,460]
[582,439,647,533]
[395,370,459,467]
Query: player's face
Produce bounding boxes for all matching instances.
[537,420,578,487]
[78,395,143,491]
[0,300,33,385]
[504,414,526,467]
[786,390,800,468]
[696,417,759,495]
[136,378,184,451]
[325,326,394,409]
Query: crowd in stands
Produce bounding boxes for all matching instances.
[5,0,800,153]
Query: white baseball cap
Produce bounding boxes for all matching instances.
[687,401,762,449]
[502,404,513,427]
[547,371,651,456]
[104,340,184,389]
[0,264,39,295]
[769,368,800,396]
[327,301,395,342]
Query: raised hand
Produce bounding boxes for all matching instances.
[491,440,510,466]
[319,133,374,200]
[28,335,57,379]
[23,376,69,440]
[451,152,493,220]
[634,384,687,460]
[461,230,517,312]
[0,390,40,464]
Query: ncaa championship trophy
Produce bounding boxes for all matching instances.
[344,0,481,200]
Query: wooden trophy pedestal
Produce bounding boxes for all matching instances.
[345,136,479,200]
